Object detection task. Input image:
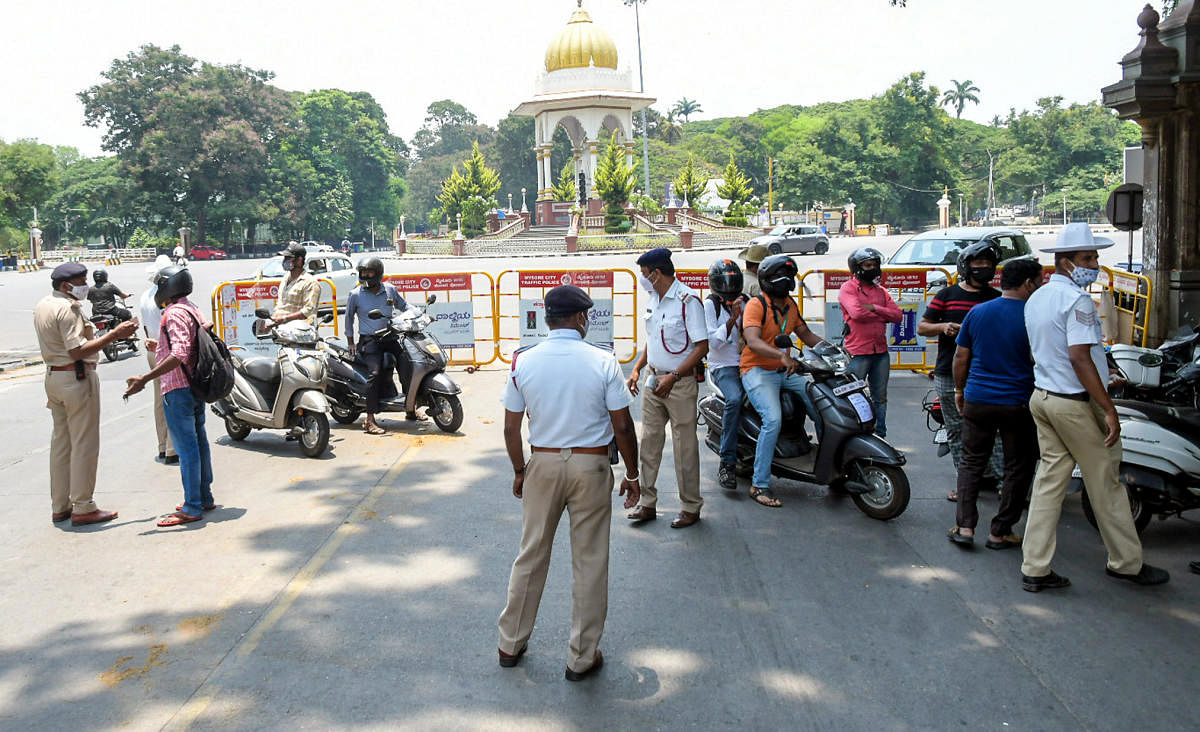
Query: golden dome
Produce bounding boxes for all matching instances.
[544,3,618,73]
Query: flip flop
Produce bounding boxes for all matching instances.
[985,534,1023,550]
[947,527,975,547]
[946,491,958,502]
[363,424,386,435]
[157,511,202,527]
[750,486,782,508]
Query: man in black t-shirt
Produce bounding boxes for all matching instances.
[86,268,132,322]
[918,242,1004,500]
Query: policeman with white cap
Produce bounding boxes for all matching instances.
[498,285,640,682]
[1019,223,1168,592]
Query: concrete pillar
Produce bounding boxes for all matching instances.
[588,141,599,198]
[937,190,951,229]
[565,233,578,253]
[535,148,546,200]
[396,237,406,255]
[452,235,465,256]
[680,230,694,249]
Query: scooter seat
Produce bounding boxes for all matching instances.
[242,357,280,383]
[1116,400,1200,444]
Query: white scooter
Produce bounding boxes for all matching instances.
[211,311,332,457]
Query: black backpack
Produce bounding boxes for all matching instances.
[163,306,235,403]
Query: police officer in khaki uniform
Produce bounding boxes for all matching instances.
[34,262,138,525]
[499,286,640,682]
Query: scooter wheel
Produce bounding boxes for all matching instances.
[297,412,330,457]
[329,404,361,425]
[102,343,119,362]
[427,393,464,433]
[225,416,251,442]
[849,463,910,520]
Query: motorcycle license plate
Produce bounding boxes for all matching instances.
[847,392,873,422]
[933,428,948,445]
[833,379,868,396]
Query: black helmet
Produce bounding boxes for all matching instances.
[758,254,799,296]
[707,258,744,300]
[848,247,884,283]
[357,256,384,288]
[153,265,193,308]
[92,268,108,284]
[956,240,1001,283]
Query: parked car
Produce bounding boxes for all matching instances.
[749,224,830,256]
[190,245,228,260]
[255,251,358,312]
[886,226,1035,288]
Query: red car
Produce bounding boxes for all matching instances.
[189,245,228,260]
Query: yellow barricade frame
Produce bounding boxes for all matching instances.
[380,271,499,371]
[495,268,640,363]
[210,277,339,352]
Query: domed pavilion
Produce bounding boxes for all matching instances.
[514,1,655,225]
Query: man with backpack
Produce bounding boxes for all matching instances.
[124,265,217,527]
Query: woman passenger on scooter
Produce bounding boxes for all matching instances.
[740,255,825,508]
[343,256,412,434]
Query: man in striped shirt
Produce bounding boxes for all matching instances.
[124,265,216,527]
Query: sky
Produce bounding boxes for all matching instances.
[1,0,1148,156]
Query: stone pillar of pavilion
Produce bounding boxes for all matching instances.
[1103,2,1200,343]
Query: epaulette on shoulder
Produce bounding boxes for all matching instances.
[511,342,539,371]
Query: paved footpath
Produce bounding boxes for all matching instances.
[0,353,1197,730]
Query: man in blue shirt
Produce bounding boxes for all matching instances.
[343,256,410,433]
[947,258,1043,549]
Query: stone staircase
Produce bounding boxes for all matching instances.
[511,225,569,240]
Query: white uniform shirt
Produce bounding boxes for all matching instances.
[703,296,741,369]
[644,279,708,372]
[139,287,162,343]
[1025,273,1108,393]
[503,329,631,448]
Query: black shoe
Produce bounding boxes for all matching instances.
[1022,571,1071,593]
[498,644,526,668]
[157,452,166,461]
[718,463,737,490]
[1106,563,1170,586]
[163,455,179,465]
[565,651,603,682]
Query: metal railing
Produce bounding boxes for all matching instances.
[478,217,528,241]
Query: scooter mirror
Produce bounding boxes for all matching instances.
[367,309,384,320]
[773,335,793,349]
[254,307,271,319]
[320,313,334,324]
[426,293,437,305]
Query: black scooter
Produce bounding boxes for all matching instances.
[697,336,910,520]
[322,295,464,433]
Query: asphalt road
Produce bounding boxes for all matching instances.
[3,231,1197,731]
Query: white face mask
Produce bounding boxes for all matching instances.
[638,272,657,293]
[578,312,590,339]
[1066,259,1100,288]
[69,284,89,301]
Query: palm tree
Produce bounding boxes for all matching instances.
[659,111,683,144]
[941,79,981,119]
[672,97,703,123]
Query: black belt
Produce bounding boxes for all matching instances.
[648,366,694,379]
[1040,388,1088,402]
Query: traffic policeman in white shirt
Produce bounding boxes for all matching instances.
[703,258,747,490]
[626,247,709,529]
[1020,223,1168,592]
[498,285,640,682]
[139,255,177,463]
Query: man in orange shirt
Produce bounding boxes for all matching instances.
[740,255,824,508]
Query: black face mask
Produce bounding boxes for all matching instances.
[855,269,880,283]
[969,266,996,286]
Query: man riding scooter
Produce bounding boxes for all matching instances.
[740,255,824,508]
[343,256,417,434]
[87,268,134,323]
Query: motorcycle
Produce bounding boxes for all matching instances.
[697,336,910,520]
[922,389,951,457]
[1075,398,1200,534]
[211,311,332,457]
[321,295,464,434]
[1109,326,1200,408]
[91,297,139,362]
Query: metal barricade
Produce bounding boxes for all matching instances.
[382,271,498,370]
[800,268,953,372]
[495,268,639,363]
[1102,266,1152,347]
[211,277,339,356]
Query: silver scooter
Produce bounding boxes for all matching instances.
[211,310,331,457]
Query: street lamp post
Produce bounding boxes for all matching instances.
[625,0,652,199]
[507,193,513,213]
[520,187,528,213]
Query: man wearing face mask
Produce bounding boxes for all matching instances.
[626,248,709,529]
[1019,223,1168,592]
[33,262,138,526]
[919,241,1005,500]
[344,256,411,434]
[269,242,320,327]
[838,248,902,438]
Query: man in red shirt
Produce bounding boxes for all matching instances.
[124,265,216,527]
[838,248,902,437]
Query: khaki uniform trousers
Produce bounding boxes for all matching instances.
[498,451,614,672]
[147,348,175,457]
[44,369,101,515]
[1021,390,1143,577]
[638,374,702,513]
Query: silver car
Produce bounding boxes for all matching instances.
[886,226,1035,288]
[749,224,830,256]
[255,252,358,310]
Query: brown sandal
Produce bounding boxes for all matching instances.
[750,486,782,508]
[363,423,386,435]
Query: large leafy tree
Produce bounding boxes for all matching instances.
[412,99,491,160]
[940,79,981,119]
[437,141,501,232]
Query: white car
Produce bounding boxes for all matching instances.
[255,251,358,311]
